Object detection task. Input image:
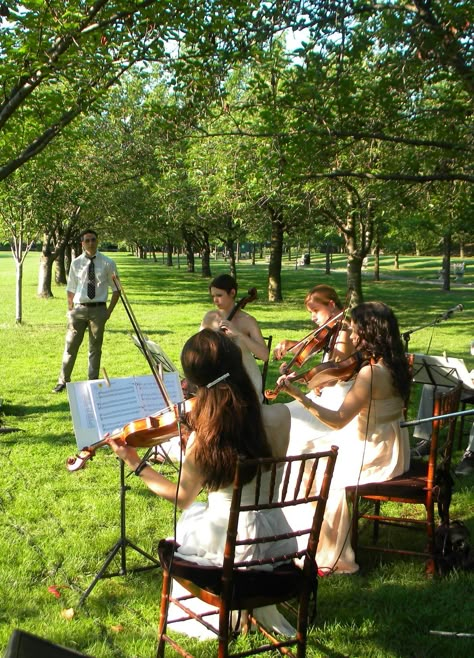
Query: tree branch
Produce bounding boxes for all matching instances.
[300,170,474,183]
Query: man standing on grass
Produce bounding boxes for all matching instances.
[52,229,120,393]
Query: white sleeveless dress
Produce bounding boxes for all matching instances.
[167,464,297,638]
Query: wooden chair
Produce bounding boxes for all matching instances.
[157,447,338,658]
[457,389,474,449]
[347,384,462,575]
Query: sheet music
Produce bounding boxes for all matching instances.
[67,372,183,449]
[131,334,178,372]
[410,353,474,389]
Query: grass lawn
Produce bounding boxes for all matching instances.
[0,250,473,658]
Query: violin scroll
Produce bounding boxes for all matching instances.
[66,449,95,472]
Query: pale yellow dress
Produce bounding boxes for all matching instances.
[285,363,410,574]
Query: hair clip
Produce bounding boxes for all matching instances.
[206,373,230,388]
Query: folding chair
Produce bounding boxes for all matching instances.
[157,447,338,657]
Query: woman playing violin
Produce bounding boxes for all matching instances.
[201,273,268,400]
[272,285,355,448]
[279,302,411,574]
[107,328,295,636]
[273,284,353,365]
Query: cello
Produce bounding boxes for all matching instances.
[224,287,257,322]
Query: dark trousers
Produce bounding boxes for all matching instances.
[58,305,107,383]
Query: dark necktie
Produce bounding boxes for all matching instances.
[87,257,96,299]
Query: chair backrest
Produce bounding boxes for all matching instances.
[221,447,338,587]
[429,384,462,522]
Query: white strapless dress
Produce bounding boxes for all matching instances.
[167,469,298,638]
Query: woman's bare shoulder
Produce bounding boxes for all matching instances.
[261,402,290,423]
[262,403,290,455]
[357,361,395,397]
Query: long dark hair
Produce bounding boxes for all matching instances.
[181,329,272,489]
[350,302,411,404]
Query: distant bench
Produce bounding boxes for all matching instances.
[438,262,466,279]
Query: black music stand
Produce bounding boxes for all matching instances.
[410,354,471,389]
[79,458,160,606]
[409,354,474,442]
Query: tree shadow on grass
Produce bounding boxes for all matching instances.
[314,561,474,658]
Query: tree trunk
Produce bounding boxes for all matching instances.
[325,242,331,274]
[394,252,399,269]
[183,233,195,273]
[37,254,54,298]
[442,233,451,292]
[267,207,284,302]
[55,242,67,285]
[37,234,57,298]
[225,237,237,279]
[15,259,23,324]
[65,243,73,276]
[374,244,380,281]
[201,232,212,278]
[166,238,173,266]
[346,253,364,306]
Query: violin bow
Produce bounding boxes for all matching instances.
[112,274,173,409]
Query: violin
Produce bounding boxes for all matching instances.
[304,351,367,390]
[279,310,345,374]
[225,287,257,323]
[66,398,196,472]
[265,351,366,401]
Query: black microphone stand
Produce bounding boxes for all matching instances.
[401,310,458,353]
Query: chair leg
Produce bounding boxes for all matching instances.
[217,604,231,658]
[424,501,437,577]
[457,400,467,449]
[350,492,360,553]
[296,589,310,658]
[372,501,381,544]
[156,569,171,658]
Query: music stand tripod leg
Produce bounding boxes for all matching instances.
[79,459,160,606]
